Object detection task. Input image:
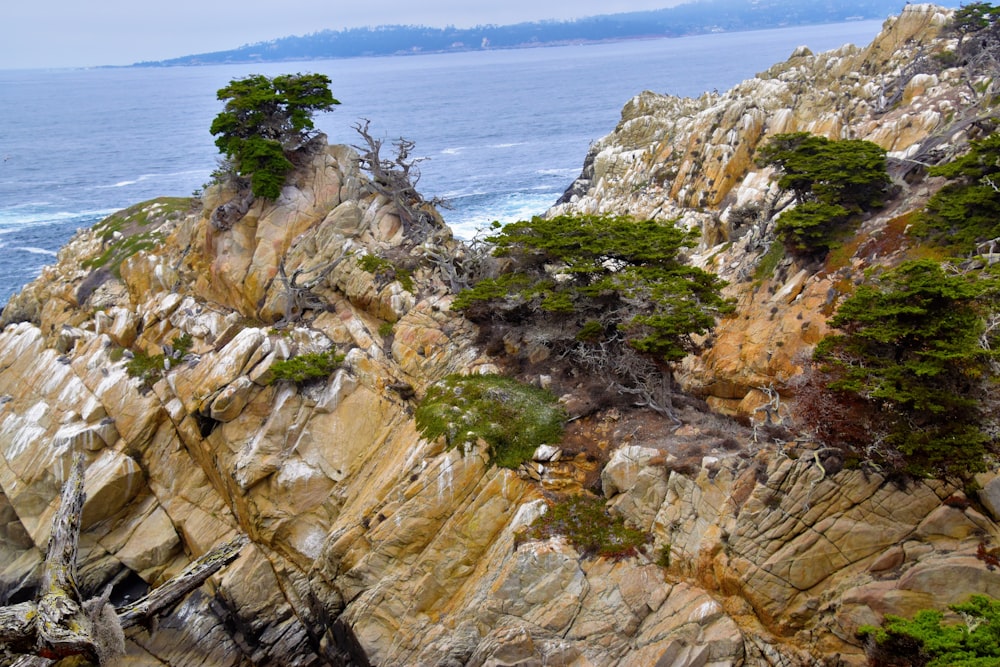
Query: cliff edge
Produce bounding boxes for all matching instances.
[1,5,1000,666]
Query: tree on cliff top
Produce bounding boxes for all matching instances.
[210,73,340,200]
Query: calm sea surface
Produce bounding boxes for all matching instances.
[0,21,883,305]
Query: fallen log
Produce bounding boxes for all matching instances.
[0,452,247,664]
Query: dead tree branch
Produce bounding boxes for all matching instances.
[353,119,447,243]
[0,452,247,664]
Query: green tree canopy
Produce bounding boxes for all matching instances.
[453,214,732,415]
[813,259,996,476]
[859,595,1000,667]
[917,132,1000,254]
[210,73,340,199]
[756,132,891,257]
[950,2,1000,41]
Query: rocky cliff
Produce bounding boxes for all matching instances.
[2,4,1000,666]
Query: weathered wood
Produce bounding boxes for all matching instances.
[0,453,248,664]
[34,453,93,661]
[117,535,248,630]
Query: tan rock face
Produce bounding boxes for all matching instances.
[1,8,998,666]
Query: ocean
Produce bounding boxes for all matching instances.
[0,20,884,305]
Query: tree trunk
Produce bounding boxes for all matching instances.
[0,452,246,664]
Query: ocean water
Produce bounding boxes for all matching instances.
[0,20,884,305]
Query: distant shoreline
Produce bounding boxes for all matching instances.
[132,0,926,68]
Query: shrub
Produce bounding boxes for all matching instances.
[357,253,415,293]
[125,350,166,387]
[858,595,1000,667]
[269,349,345,383]
[414,373,566,469]
[522,494,650,560]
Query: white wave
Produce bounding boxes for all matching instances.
[445,191,556,240]
[0,208,115,229]
[536,167,580,177]
[439,147,465,155]
[13,246,57,257]
[489,142,528,149]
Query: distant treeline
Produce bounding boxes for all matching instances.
[136,0,957,66]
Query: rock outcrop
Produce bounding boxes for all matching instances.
[1,5,1000,666]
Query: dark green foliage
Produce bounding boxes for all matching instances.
[268,349,345,383]
[757,132,890,257]
[124,333,197,389]
[414,374,566,469]
[917,133,1000,254]
[210,73,339,199]
[813,259,995,477]
[858,595,1000,667]
[453,214,731,364]
[523,494,650,560]
[125,351,166,388]
[950,2,1000,41]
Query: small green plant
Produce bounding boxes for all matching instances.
[857,595,1000,667]
[171,332,193,358]
[125,351,166,388]
[523,494,650,560]
[414,373,566,469]
[268,349,345,383]
[657,544,672,568]
[378,321,395,338]
[357,254,415,293]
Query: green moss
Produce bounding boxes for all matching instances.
[754,241,785,282]
[269,349,345,383]
[83,197,189,278]
[378,321,395,338]
[523,494,650,560]
[414,373,566,469]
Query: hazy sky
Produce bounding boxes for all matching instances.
[3,1,687,69]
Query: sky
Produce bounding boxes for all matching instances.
[2,1,687,69]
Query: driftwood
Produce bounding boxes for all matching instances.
[0,452,247,664]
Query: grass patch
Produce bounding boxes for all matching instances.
[522,494,650,560]
[83,197,191,278]
[414,373,566,469]
[268,349,345,383]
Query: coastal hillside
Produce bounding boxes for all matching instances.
[139,0,924,66]
[1,3,1000,666]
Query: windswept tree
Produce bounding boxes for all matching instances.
[210,73,339,199]
[453,214,732,418]
[917,131,1000,254]
[809,259,997,477]
[756,132,891,257]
